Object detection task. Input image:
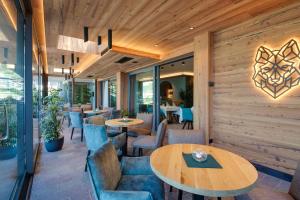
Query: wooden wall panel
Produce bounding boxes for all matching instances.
[194,32,211,144]
[212,3,300,174]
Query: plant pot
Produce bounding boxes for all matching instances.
[45,136,64,152]
[0,146,17,160]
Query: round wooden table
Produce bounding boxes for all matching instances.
[83,109,106,116]
[150,144,258,199]
[105,118,144,155]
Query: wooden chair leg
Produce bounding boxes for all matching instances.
[84,150,91,172]
[81,128,84,142]
[191,121,193,129]
[71,128,74,140]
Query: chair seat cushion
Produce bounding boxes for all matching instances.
[107,129,122,137]
[121,156,153,175]
[236,187,294,200]
[127,127,151,137]
[117,175,164,200]
[132,136,156,149]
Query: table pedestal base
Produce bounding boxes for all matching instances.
[192,194,204,200]
[122,127,128,156]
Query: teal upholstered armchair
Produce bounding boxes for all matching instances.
[69,111,84,141]
[181,108,193,129]
[83,124,126,171]
[87,142,164,200]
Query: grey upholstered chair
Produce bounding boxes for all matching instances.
[167,128,206,198]
[87,141,164,200]
[69,111,84,142]
[127,113,153,137]
[85,115,105,126]
[168,129,205,145]
[236,161,300,200]
[83,124,126,171]
[132,119,167,156]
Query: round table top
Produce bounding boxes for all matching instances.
[105,118,144,127]
[150,144,258,197]
[84,109,106,114]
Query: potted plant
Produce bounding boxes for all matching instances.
[0,98,17,160]
[41,89,64,152]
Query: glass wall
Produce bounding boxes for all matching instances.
[101,78,116,108]
[159,56,194,124]
[128,68,154,116]
[0,1,38,198]
[108,79,116,108]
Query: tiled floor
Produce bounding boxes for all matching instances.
[30,122,291,200]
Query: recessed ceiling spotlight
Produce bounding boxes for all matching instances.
[154,44,158,47]
[189,27,195,30]
[182,61,185,65]
[171,64,174,67]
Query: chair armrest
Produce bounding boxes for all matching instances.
[100,190,153,200]
[109,132,126,149]
[121,156,153,175]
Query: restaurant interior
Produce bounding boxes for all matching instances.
[0,0,300,200]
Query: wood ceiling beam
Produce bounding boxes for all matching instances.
[31,0,48,73]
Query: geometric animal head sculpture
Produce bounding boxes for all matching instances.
[252,39,300,99]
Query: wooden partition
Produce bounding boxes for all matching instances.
[210,3,300,174]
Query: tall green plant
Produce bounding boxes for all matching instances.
[0,97,17,147]
[41,89,63,142]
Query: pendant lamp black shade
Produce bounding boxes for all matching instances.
[69,68,72,75]
[62,55,65,64]
[77,57,80,63]
[62,68,64,74]
[71,53,74,65]
[108,29,112,49]
[84,26,89,42]
[98,35,101,46]
[65,74,67,80]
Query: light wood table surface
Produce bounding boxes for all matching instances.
[150,144,258,199]
[105,118,144,128]
[83,109,106,115]
[105,118,144,155]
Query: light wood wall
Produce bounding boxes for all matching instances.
[211,3,300,174]
[194,32,211,145]
[116,72,128,110]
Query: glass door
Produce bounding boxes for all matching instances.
[0,1,24,198]
[128,68,154,116]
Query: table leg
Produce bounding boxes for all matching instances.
[192,194,204,200]
[122,127,128,156]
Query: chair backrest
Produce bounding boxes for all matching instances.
[102,107,114,120]
[86,115,105,126]
[69,112,83,128]
[168,129,205,145]
[81,104,92,111]
[289,161,300,200]
[83,124,108,151]
[137,113,153,130]
[112,110,121,119]
[155,119,168,147]
[87,142,121,197]
[181,108,193,121]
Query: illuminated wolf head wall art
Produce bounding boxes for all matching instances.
[252,39,300,99]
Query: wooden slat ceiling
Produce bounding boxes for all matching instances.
[44,0,297,78]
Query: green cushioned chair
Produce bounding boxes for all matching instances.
[87,142,164,200]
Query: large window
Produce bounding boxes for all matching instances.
[0,1,37,198]
[129,68,154,115]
